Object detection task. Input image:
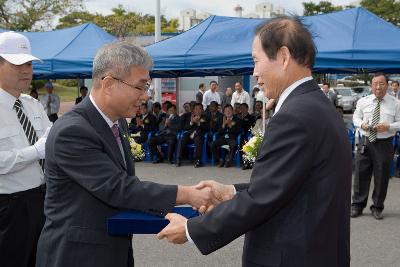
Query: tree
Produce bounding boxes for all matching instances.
[56,5,180,37]
[303,1,355,16]
[361,0,400,26]
[56,11,98,29]
[0,0,83,31]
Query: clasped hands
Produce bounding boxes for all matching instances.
[361,122,389,133]
[157,180,235,244]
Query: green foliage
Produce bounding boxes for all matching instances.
[302,1,346,16]
[361,0,400,26]
[56,5,180,37]
[303,0,400,26]
[56,79,78,87]
[0,0,83,31]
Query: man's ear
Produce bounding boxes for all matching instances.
[101,77,114,96]
[279,46,291,71]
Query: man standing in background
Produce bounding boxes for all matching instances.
[0,31,51,267]
[202,81,221,109]
[40,81,60,123]
[221,87,233,108]
[231,81,251,109]
[351,73,400,220]
[322,82,337,106]
[196,83,206,104]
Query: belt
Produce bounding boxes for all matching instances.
[0,184,46,200]
[365,136,393,143]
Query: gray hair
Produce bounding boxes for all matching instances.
[92,40,153,80]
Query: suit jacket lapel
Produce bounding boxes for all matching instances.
[79,97,127,170]
[118,119,135,176]
[279,79,320,112]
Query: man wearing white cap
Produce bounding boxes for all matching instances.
[0,31,51,267]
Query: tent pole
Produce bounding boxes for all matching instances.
[154,0,162,103]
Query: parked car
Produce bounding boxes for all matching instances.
[351,86,371,101]
[334,87,358,112]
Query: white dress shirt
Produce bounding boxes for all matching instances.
[273,76,314,116]
[0,89,51,194]
[202,90,221,108]
[231,90,251,107]
[89,95,126,164]
[353,93,400,138]
[41,93,60,115]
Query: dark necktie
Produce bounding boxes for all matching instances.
[14,99,45,171]
[111,124,126,166]
[369,99,381,143]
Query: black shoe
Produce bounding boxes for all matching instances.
[224,161,232,168]
[371,209,383,220]
[350,209,362,218]
[217,161,224,167]
[194,160,202,168]
[152,158,164,164]
[168,159,174,164]
[175,160,181,167]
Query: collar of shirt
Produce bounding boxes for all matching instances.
[0,88,17,110]
[374,93,390,103]
[199,90,204,95]
[273,76,314,116]
[89,94,115,128]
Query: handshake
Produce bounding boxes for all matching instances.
[176,180,235,214]
[158,180,235,244]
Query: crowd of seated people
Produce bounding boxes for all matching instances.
[128,96,266,168]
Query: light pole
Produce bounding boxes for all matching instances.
[154,0,162,102]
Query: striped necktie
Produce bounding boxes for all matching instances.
[14,99,45,171]
[368,99,381,143]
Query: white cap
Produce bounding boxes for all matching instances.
[0,31,41,65]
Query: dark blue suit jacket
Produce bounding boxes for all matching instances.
[36,97,177,267]
[188,80,352,267]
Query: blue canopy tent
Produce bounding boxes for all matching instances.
[146,7,400,77]
[1,23,116,79]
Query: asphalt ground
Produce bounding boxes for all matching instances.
[131,162,400,267]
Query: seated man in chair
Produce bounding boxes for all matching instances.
[129,103,157,144]
[176,103,210,168]
[149,104,181,164]
[211,104,242,168]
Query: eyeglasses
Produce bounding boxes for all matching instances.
[102,75,150,93]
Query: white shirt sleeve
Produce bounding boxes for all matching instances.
[389,101,400,131]
[185,221,194,244]
[0,145,39,174]
[352,100,364,129]
[202,92,208,108]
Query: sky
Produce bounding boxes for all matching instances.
[84,0,356,19]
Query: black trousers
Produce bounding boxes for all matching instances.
[149,134,177,160]
[352,137,394,211]
[48,113,58,123]
[0,185,45,267]
[211,137,237,163]
[177,133,204,162]
[133,132,149,144]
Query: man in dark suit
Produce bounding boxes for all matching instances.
[148,104,181,164]
[152,101,166,130]
[210,104,242,168]
[239,103,255,134]
[158,16,352,267]
[35,40,216,267]
[75,86,88,105]
[196,83,206,104]
[176,103,210,168]
[128,102,157,144]
[322,82,337,106]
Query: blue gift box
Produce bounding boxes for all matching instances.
[107,206,199,235]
